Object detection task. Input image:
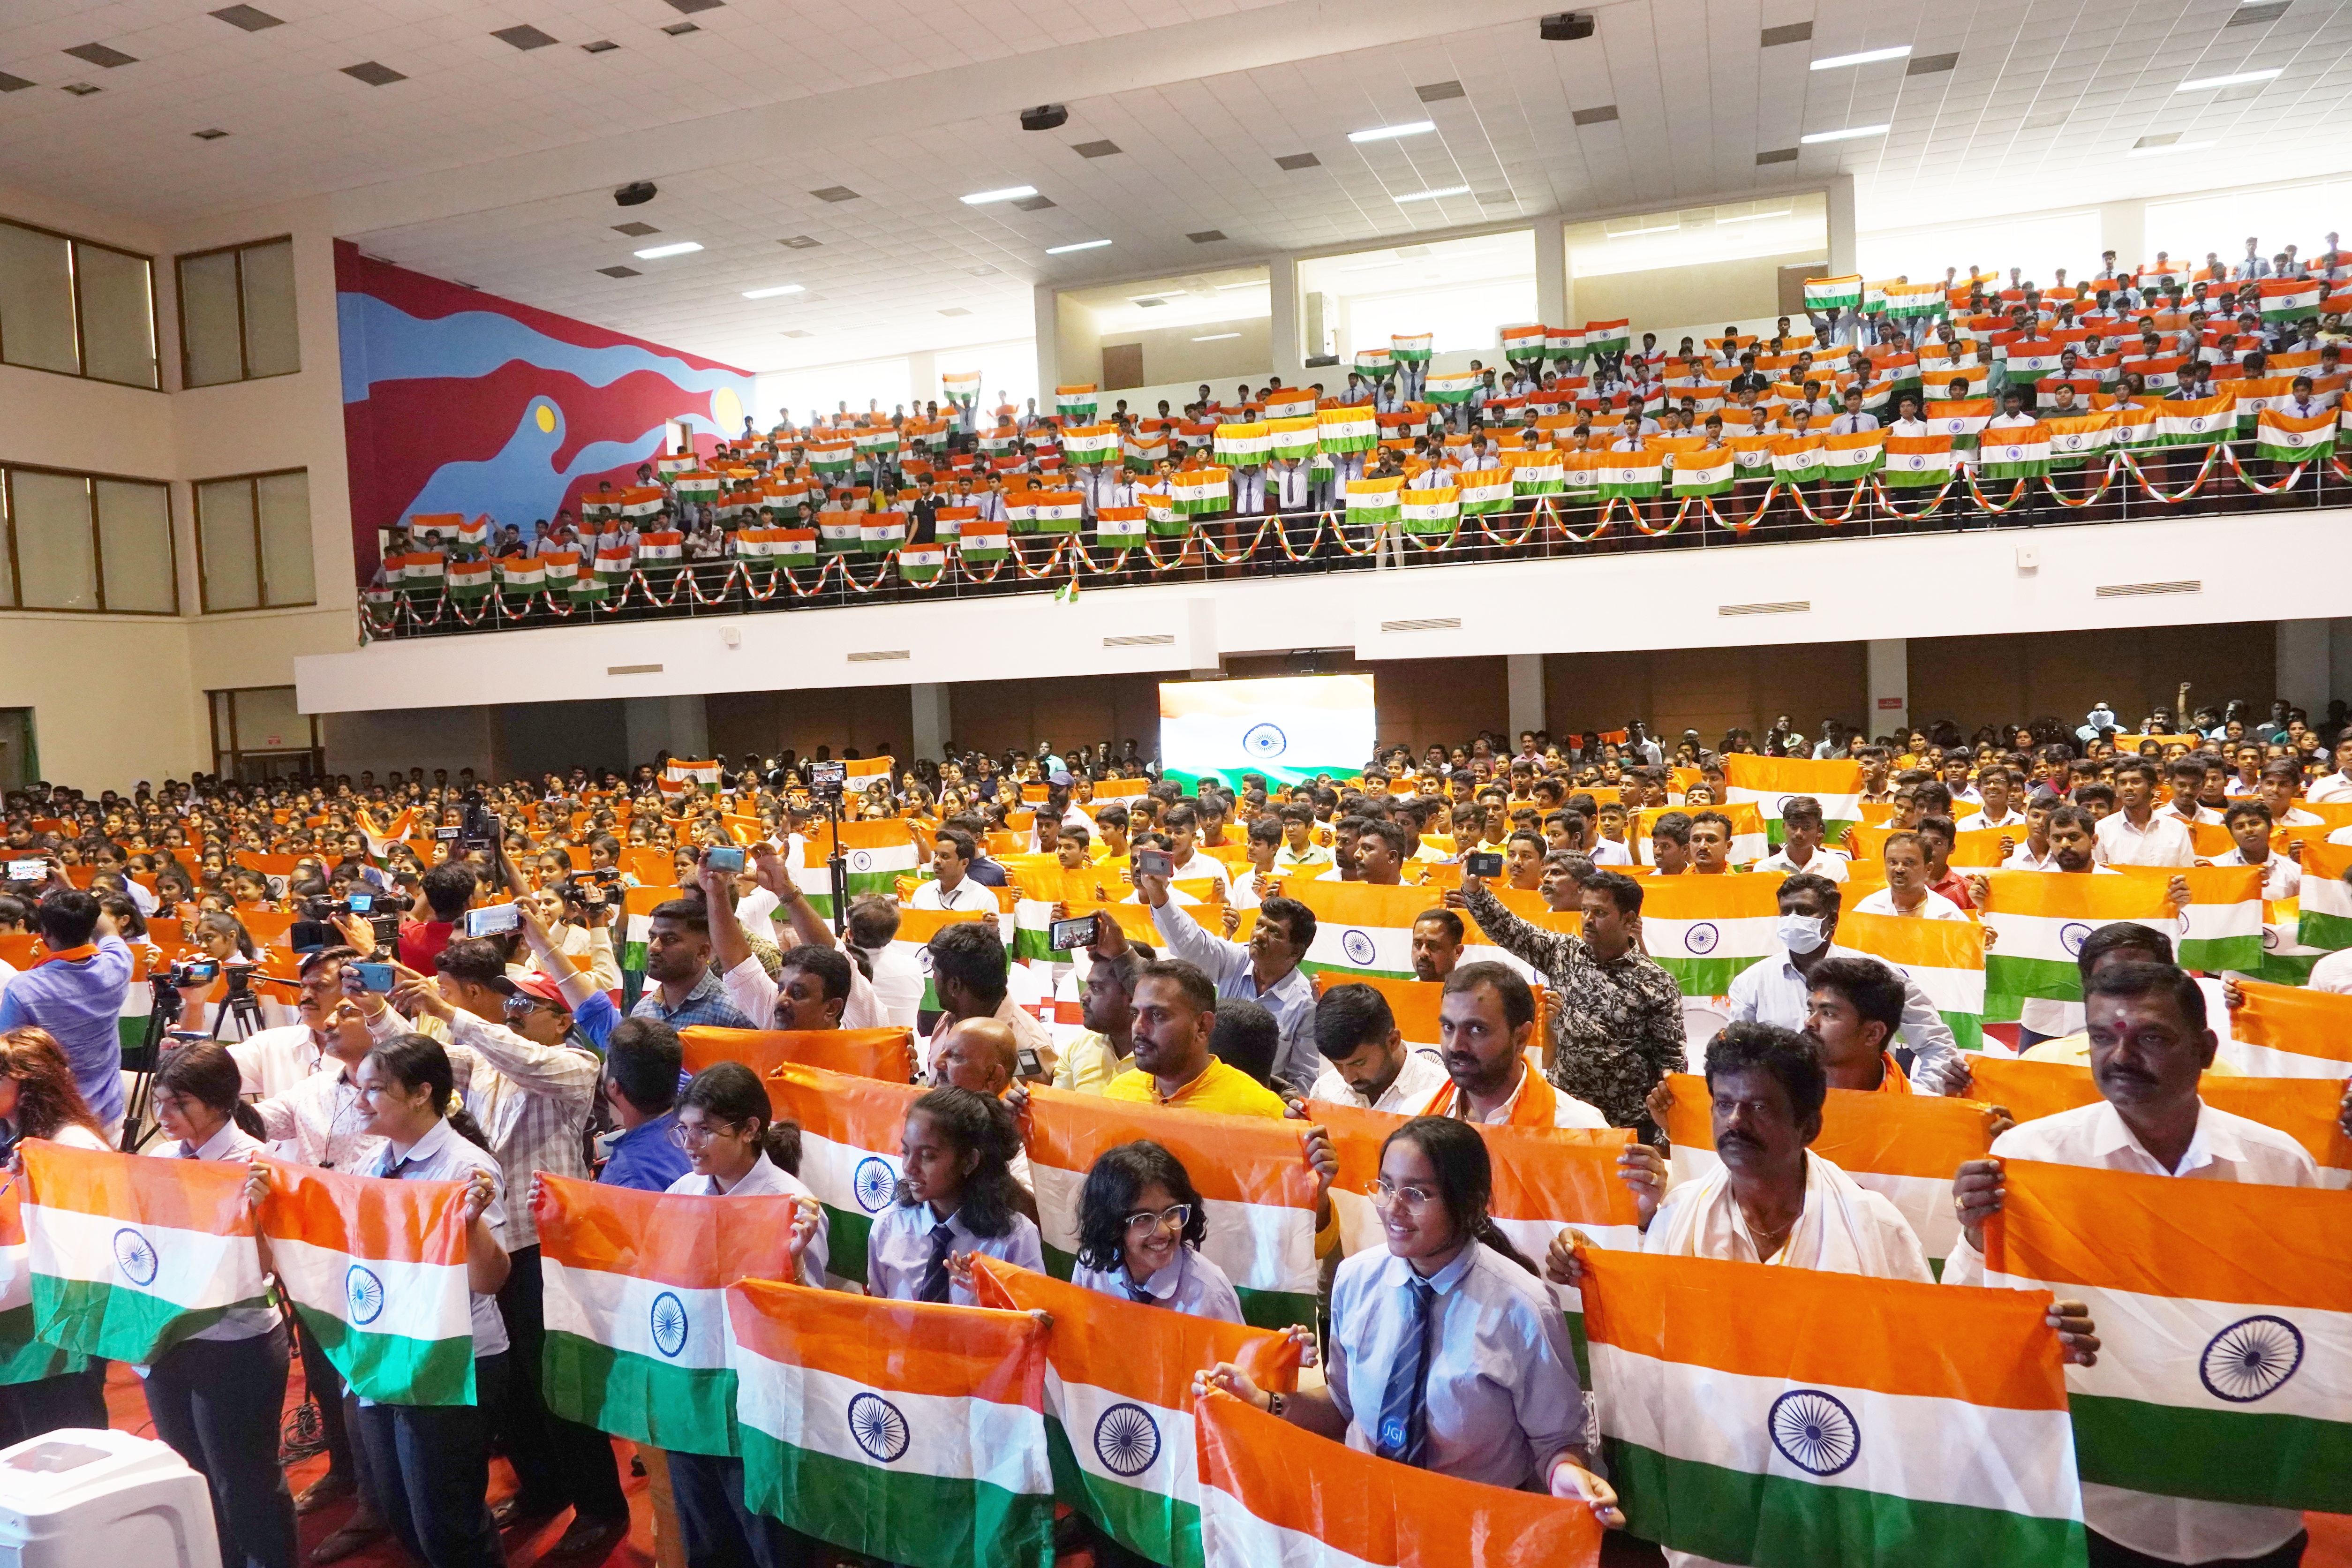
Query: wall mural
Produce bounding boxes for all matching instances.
[336,240,756,580]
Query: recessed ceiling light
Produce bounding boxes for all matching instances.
[64,43,137,68]
[341,60,407,85]
[1415,80,1465,102]
[2128,139,2215,157]
[209,5,284,30]
[1192,333,1240,342]
[742,284,804,298]
[192,127,230,139]
[1046,239,1112,254]
[1810,45,1910,69]
[961,185,1038,205]
[580,38,619,52]
[1275,152,1321,170]
[491,25,558,49]
[1800,123,1889,143]
[2178,68,2280,90]
[1393,185,1470,203]
[60,81,101,95]
[633,241,703,258]
[612,221,659,237]
[1348,121,1435,143]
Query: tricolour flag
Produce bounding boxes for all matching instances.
[975,1260,1303,1568]
[536,1172,806,1456]
[1056,384,1099,422]
[1977,424,2051,480]
[1344,476,1403,526]
[1722,755,1864,844]
[1636,874,1785,996]
[1389,332,1432,362]
[2257,408,2336,464]
[2259,277,2323,324]
[1025,1088,1319,1331]
[1264,390,1319,421]
[1456,469,1515,515]
[0,1181,83,1386]
[1583,319,1630,355]
[1168,469,1229,517]
[257,1158,475,1405]
[1823,430,1885,481]
[1501,324,1552,364]
[1316,407,1377,453]
[405,512,463,545]
[2107,864,2261,972]
[1962,1057,2352,1188]
[1882,280,1948,320]
[446,558,494,599]
[454,515,489,550]
[1983,1160,2351,1515]
[729,1279,1055,1568]
[2221,980,2352,1079]
[1771,436,1825,485]
[896,543,945,583]
[21,1141,268,1365]
[942,370,981,405]
[958,520,1010,563]
[1063,424,1121,464]
[1978,871,2170,1003]
[664,758,720,792]
[763,1065,922,1289]
[795,819,926,916]
[1597,450,1662,499]
[1210,422,1269,466]
[1196,1390,1605,1568]
[1836,909,1987,1051]
[1504,450,1566,494]
[1425,370,1479,405]
[2298,839,2352,951]
[1279,881,1559,986]
[497,556,545,591]
[1352,347,1394,374]
[1398,486,1458,535]
[2154,392,2235,445]
[1804,274,1864,311]
[1583,1248,2088,1567]
[1662,1074,1995,1267]
[1266,416,1320,460]
[1881,434,1956,487]
[1672,446,1735,497]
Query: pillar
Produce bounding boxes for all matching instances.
[2275,619,2332,713]
[623,694,708,763]
[1865,638,1908,739]
[2098,200,2147,275]
[1032,283,1060,402]
[1534,219,1568,331]
[2332,617,2352,716]
[1826,174,1857,275]
[1267,254,1304,387]
[905,349,937,414]
[1507,654,1546,741]
[911,683,951,761]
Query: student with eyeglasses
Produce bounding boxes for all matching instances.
[1068,1139,1241,1321]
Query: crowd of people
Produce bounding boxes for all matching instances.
[0,673,2347,1568]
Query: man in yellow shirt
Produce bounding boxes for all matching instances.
[1052,945,1141,1094]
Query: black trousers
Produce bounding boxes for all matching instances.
[495,1244,627,1520]
[0,1364,109,1446]
[667,1452,819,1568]
[294,1312,359,1483]
[2087,1529,2306,1568]
[143,1325,299,1568]
[353,1352,509,1568]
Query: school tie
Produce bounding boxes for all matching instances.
[918,1223,954,1303]
[1372,1276,1438,1467]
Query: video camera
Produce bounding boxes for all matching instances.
[163,958,221,989]
[806,760,848,800]
[456,790,500,854]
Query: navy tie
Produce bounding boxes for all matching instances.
[1371,1276,1437,1466]
[918,1222,954,1303]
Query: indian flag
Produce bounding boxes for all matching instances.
[1805,274,1864,312]
[2044,414,2113,466]
[1881,435,1955,487]
[897,544,945,583]
[2000,342,2063,385]
[593,545,634,583]
[1929,401,1993,448]
[454,515,489,550]
[497,556,544,591]
[1546,326,1582,357]
[400,552,447,594]
[851,428,897,458]
[2155,393,2235,445]
[2299,840,2352,950]
[1884,280,1948,320]
[1389,332,1432,362]
[656,454,695,476]
[1280,881,1533,984]
[1316,407,1377,453]
[1352,347,1393,374]
[1025,491,1085,534]
[774,528,817,566]
[1964,1058,2352,1188]
[2258,408,2336,464]
[974,1260,1303,1568]
[1057,384,1099,422]
[2107,864,2262,971]
[618,884,683,977]
[1196,1389,1606,1568]
[808,442,854,475]
[860,516,906,553]
[1265,390,1319,420]
[1836,909,1986,1050]
[1501,324,1551,364]
[1425,369,1479,405]
[1457,469,1515,515]
[1673,447,1735,497]
[1583,320,1629,355]
[446,558,493,599]
[1169,469,1229,517]
[611,484,667,518]
[1063,425,1121,464]
[672,471,721,499]
[636,529,683,564]
[1583,1247,2089,1567]
[1978,871,2171,1003]
[1506,451,1566,494]
[2253,896,2326,987]
[764,1065,922,1290]
[1977,425,2051,480]
[1025,1088,1320,1331]
[1598,451,1661,499]
[682,1026,916,1086]
[2259,277,2323,323]
[406,512,463,545]
[256,1158,476,1406]
[796,820,925,915]
[1823,431,1884,481]
[20,1142,269,1366]
[1638,875,1784,996]
[1723,755,1864,844]
[1344,476,1403,526]
[942,370,980,405]
[1398,486,1458,535]
[1266,416,1319,460]
[1663,1074,1995,1268]
[959,520,1010,562]
[729,1279,1055,1568]
[665,759,720,792]
[883,909,999,1013]
[2222,980,2352,1079]
[0,1181,83,1386]
[536,1173,807,1456]
[1772,437,1827,484]
[1984,1160,2350,1515]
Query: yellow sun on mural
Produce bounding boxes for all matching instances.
[710,386,744,434]
[534,402,558,433]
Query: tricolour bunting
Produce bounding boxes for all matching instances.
[1835,909,1987,1050]
[1024,1087,1319,1331]
[1983,1159,2351,1513]
[1722,755,1865,844]
[1581,1248,2088,1568]
[973,1259,1303,1568]
[1977,872,2170,1002]
[1661,1074,1996,1268]
[0,1179,84,1386]
[764,1064,925,1291]
[1195,1389,1604,1568]
[729,1279,1055,1568]
[679,1025,915,1084]
[535,1172,807,1456]
[1961,1057,2351,1187]
[2221,979,2352,1079]
[1634,874,1787,996]
[257,1158,475,1405]
[21,1140,269,1365]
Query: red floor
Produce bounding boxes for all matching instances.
[99,1359,2352,1567]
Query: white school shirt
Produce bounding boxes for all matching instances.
[2094,810,2196,868]
[664,1154,827,1288]
[1849,887,1969,920]
[1588,837,1634,866]
[1070,1246,1244,1323]
[911,876,999,913]
[1953,807,2027,832]
[1752,845,1848,881]
[865,1203,1044,1306]
[367,1117,509,1362]
[1306,1048,1450,1116]
[2213,847,2299,899]
[149,1121,279,1349]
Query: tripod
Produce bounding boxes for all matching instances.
[211,967,269,1042]
[120,976,206,1152]
[818,785,849,940]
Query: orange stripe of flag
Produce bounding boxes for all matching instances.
[726,1278,1046,1406]
[1976,871,2170,921]
[1023,1088,1319,1211]
[1663,1073,1995,1180]
[971,1258,1301,1402]
[2229,981,2352,1069]
[1308,1101,1637,1224]
[681,1026,914,1085]
[1582,1248,2068,1410]
[767,1063,928,1156]
[534,1172,803,1291]
[0,1180,25,1248]
[1966,1058,2351,1172]
[258,1158,466,1265]
[23,1140,255,1234]
[1989,1158,2352,1311]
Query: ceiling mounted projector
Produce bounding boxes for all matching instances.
[1539,11,1595,39]
[613,181,658,206]
[1020,104,1069,131]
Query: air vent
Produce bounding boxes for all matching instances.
[1012,194,1057,211]
[597,265,640,278]
[810,186,860,203]
[2228,2,2287,23]
[606,663,663,676]
[341,60,407,85]
[1718,600,1810,616]
[1188,230,1227,244]
[612,221,659,236]
[1380,617,1462,633]
[779,234,822,249]
[65,43,138,68]
[1760,21,1812,45]
[492,25,557,49]
[1416,79,1465,102]
[1907,51,1958,74]
[1071,140,1122,158]
[1572,104,1619,125]
[1275,152,1320,170]
[1756,147,1799,165]
[666,0,724,11]
[2094,580,2200,599]
[580,38,619,52]
[847,649,911,663]
[210,5,284,29]
[1103,633,1175,648]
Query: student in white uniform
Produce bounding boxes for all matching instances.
[1067,1140,1244,1321]
[868,1086,1043,1306]
[1306,982,1448,1114]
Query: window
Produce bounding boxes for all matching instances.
[194,469,315,611]
[1297,234,1535,362]
[209,686,321,782]
[0,217,159,388]
[1856,210,2102,292]
[176,236,300,387]
[0,462,178,614]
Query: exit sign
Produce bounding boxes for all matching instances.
[1877,697,1904,710]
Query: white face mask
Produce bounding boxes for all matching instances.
[1776,912,1827,956]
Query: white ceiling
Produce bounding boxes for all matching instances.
[4,0,2348,373]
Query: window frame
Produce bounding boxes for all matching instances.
[0,460,180,616]
[173,234,298,389]
[208,685,323,781]
[191,466,316,613]
[0,214,162,392]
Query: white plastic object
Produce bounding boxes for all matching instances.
[0,1427,221,1568]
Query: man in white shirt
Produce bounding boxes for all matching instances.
[1303,981,1448,1114]
[2096,760,2197,867]
[1752,795,1849,881]
[1955,766,2027,832]
[226,947,355,1097]
[2160,758,2224,828]
[911,828,1000,913]
[2209,801,2299,900]
[1947,962,2323,1568]
[1852,832,1969,920]
[2307,736,2352,803]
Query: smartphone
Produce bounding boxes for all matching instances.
[1135,849,1175,879]
[466,903,522,937]
[1049,914,1100,952]
[351,962,396,993]
[1017,1047,1046,1081]
[706,845,746,873]
[1464,851,1505,878]
[5,859,44,882]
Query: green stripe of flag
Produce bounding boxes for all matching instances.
[1603,1438,2090,1568]
[2174,934,2261,972]
[1982,955,2081,1002]
[2251,953,2319,986]
[291,1302,475,1407]
[2070,1394,2352,1512]
[1299,958,1416,982]
[1046,1419,1201,1568]
[1651,956,1770,996]
[739,1429,1055,1568]
[1939,1011,1985,1052]
[0,1304,86,1386]
[31,1277,264,1366]
[2296,908,2352,951]
[818,1206,878,1290]
[542,1331,736,1455]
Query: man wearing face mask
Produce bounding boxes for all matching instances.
[1723,873,1964,1093]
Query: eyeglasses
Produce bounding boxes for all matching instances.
[1371,1178,1441,1212]
[1122,1203,1192,1237]
[667,1118,745,1150]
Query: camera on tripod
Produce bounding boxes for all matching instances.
[807,760,847,800]
[164,958,221,989]
[457,790,499,854]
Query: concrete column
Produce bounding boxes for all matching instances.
[2275,618,2333,713]
[1865,637,1908,739]
[622,694,709,763]
[1826,174,1858,274]
[1267,254,1304,387]
[1032,283,1060,402]
[910,683,951,760]
[1533,217,1568,330]
[905,349,937,413]
[2098,200,2147,276]
[1507,654,1546,740]
[2332,617,2352,716]
[667,695,709,759]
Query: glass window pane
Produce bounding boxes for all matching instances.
[75,243,157,389]
[94,479,174,613]
[9,470,98,611]
[198,478,261,611]
[179,249,244,387]
[256,470,314,606]
[238,239,300,378]
[0,222,81,375]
